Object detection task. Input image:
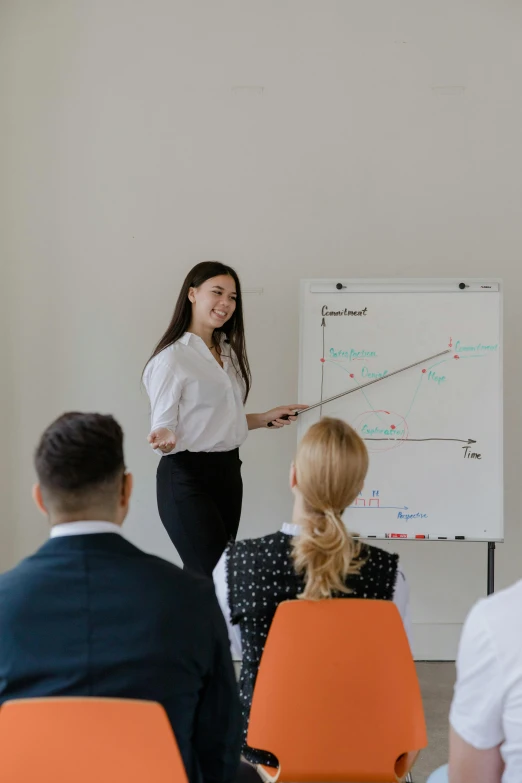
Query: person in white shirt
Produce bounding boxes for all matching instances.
[427,581,522,783]
[212,416,412,768]
[143,261,307,577]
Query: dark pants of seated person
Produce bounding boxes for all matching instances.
[236,760,263,783]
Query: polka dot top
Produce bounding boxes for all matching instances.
[225,531,399,767]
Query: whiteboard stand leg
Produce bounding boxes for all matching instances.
[487,542,496,595]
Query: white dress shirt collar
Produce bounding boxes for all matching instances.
[281,522,301,536]
[180,331,230,356]
[178,332,193,346]
[181,332,231,381]
[50,520,123,538]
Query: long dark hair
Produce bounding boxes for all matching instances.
[144,261,251,402]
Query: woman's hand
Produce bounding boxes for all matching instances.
[147,427,177,453]
[260,404,309,429]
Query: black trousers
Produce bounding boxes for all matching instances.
[157,449,243,578]
[236,760,262,783]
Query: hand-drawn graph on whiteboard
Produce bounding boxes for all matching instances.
[298,280,503,541]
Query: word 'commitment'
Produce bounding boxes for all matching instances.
[322,305,368,317]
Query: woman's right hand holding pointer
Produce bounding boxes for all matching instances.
[148,428,177,453]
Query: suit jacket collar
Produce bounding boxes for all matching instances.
[34,533,144,558]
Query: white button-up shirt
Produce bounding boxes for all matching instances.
[449,580,522,782]
[143,332,249,454]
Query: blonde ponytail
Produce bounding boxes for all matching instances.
[291,418,369,600]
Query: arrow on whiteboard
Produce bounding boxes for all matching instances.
[363,437,477,444]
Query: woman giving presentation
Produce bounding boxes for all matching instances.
[143,261,306,577]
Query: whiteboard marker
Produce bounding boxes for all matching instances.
[455,536,465,540]
[415,534,429,539]
[386,533,408,539]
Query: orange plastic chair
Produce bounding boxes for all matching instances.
[0,697,188,782]
[247,599,427,783]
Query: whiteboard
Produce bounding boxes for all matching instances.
[298,280,503,542]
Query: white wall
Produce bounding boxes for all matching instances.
[0,247,13,572]
[0,23,15,568]
[2,0,521,658]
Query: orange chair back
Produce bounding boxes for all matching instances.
[0,697,188,782]
[247,599,427,782]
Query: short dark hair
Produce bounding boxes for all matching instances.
[34,412,125,513]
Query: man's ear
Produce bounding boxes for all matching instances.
[32,483,48,517]
[122,472,133,506]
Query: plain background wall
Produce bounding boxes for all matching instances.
[0,231,13,570]
[1,0,521,658]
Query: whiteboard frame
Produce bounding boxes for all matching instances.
[298,278,504,543]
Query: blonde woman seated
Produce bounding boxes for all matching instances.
[213,417,412,767]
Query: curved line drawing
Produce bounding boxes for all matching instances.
[324,359,385,422]
[404,375,424,420]
[427,358,450,371]
[354,410,409,453]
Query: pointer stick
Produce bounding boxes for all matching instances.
[267,348,452,426]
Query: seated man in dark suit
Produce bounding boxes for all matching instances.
[0,412,252,783]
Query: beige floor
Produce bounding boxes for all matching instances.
[413,662,454,782]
